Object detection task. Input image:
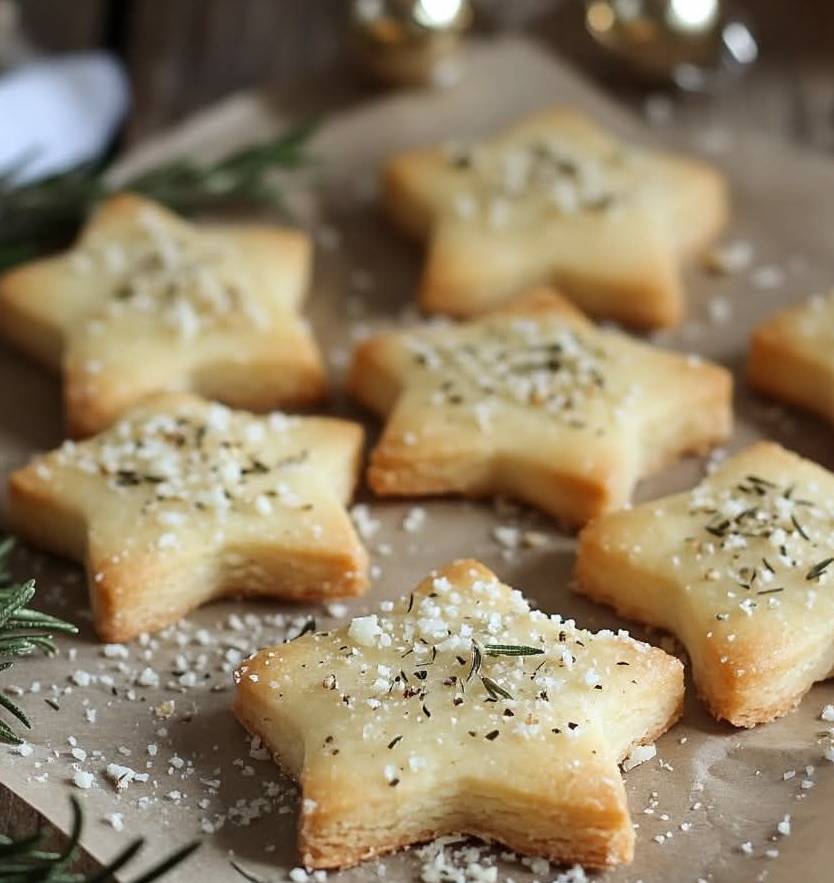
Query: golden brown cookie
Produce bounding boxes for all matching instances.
[577,442,834,727]
[8,393,368,641]
[748,290,834,428]
[349,289,732,527]
[384,108,727,327]
[0,193,324,437]
[234,559,683,869]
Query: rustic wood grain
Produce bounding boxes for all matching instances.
[12,0,834,149]
[121,0,348,142]
[17,0,106,52]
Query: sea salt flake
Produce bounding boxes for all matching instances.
[622,744,656,772]
[348,614,383,647]
[73,770,94,790]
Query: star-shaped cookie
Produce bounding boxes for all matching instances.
[748,290,834,428]
[0,193,325,437]
[234,559,683,869]
[383,108,727,327]
[577,442,834,727]
[348,289,732,527]
[7,393,368,642]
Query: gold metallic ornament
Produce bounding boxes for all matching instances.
[584,0,757,89]
[350,0,473,88]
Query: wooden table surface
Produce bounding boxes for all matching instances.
[3,0,834,868]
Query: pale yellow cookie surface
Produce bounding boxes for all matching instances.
[577,442,834,727]
[234,559,683,869]
[748,290,834,427]
[8,393,368,641]
[384,108,727,327]
[0,193,324,437]
[349,289,732,526]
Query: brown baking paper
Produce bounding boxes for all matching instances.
[3,37,834,883]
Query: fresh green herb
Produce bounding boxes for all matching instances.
[481,675,513,701]
[0,538,77,744]
[806,558,834,581]
[0,795,199,881]
[0,120,317,272]
[483,643,544,657]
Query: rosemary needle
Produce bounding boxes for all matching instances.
[0,796,199,881]
[482,643,545,657]
[0,541,197,880]
[0,538,77,744]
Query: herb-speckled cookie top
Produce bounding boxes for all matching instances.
[577,442,834,727]
[234,559,684,869]
[349,289,732,525]
[0,193,324,436]
[383,107,728,327]
[8,393,368,642]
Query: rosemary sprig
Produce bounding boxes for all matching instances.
[0,795,199,881]
[0,537,77,743]
[0,119,318,272]
[463,642,544,699]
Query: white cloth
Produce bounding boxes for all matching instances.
[0,51,129,185]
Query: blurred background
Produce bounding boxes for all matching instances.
[3,0,834,149]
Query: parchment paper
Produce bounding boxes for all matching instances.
[3,37,834,883]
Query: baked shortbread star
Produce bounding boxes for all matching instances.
[348,289,732,527]
[577,442,834,727]
[234,559,683,869]
[748,290,834,428]
[383,108,727,327]
[0,193,325,437]
[7,393,368,642]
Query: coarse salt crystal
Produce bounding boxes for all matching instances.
[402,507,426,533]
[102,643,129,659]
[622,744,656,772]
[73,770,94,790]
[348,614,383,647]
[706,240,753,275]
[137,667,160,688]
